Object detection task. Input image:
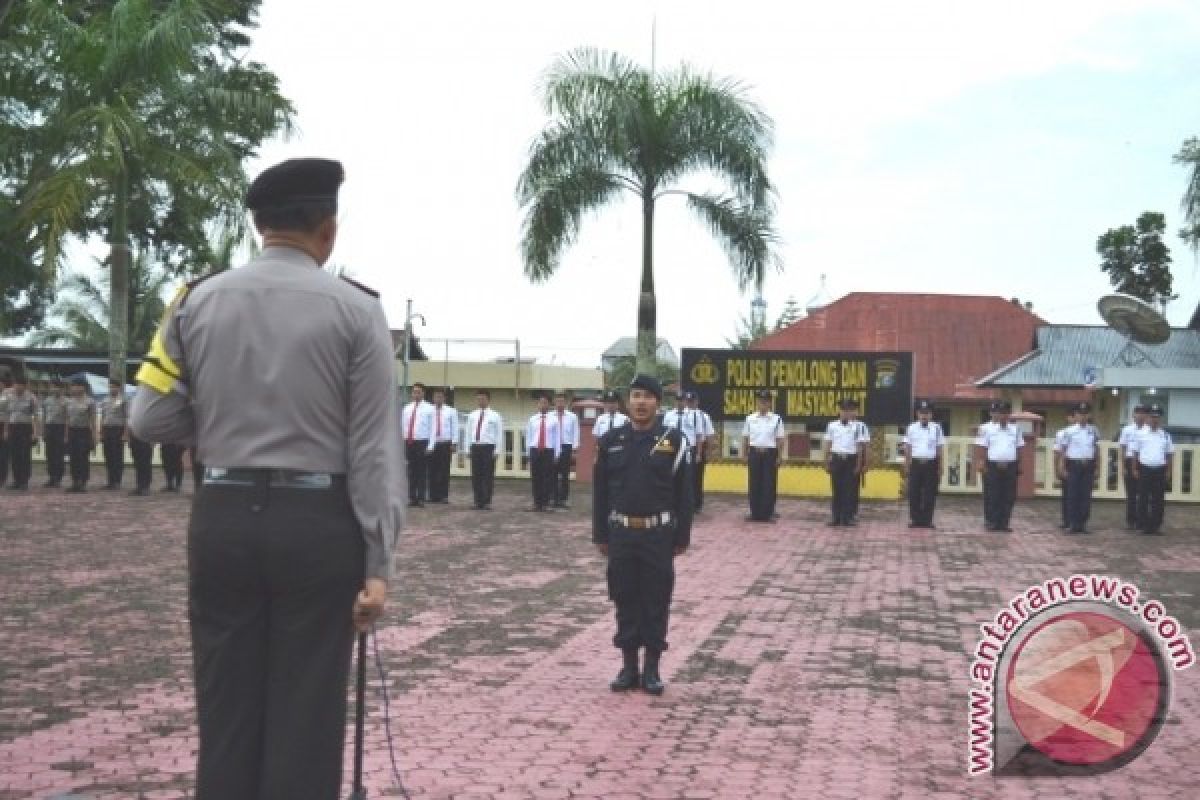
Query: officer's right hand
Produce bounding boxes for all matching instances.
[596,543,608,557]
[353,578,387,632]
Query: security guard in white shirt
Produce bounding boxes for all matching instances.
[742,389,785,522]
[689,393,715,512]
[1130,404,1173,535]
[1117,404,1148,529]
[426,387,458,504]
[1054,402,1099,533]
[973,400,1023,532]
[526,392,561,511]
[1051,407,1077,529]
[903,399,944,528]
[824,397,869,526]
[592,390,629,439]
[464,389,503,510]
[401,382,435,507]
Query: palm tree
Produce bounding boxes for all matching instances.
[1176,137,1200,249]
[29,251,173,353]
[11,0,293,381]
[517,48,780,375]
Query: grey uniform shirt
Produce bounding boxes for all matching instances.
[42,395,68,425]
[100,395,128,427]
[129,246,405,581]
[5,391,39,424]
[66,396,96,428]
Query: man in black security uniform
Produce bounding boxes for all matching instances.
[128,429,154,496]
[160,442,186,491]
[593,374,693,695]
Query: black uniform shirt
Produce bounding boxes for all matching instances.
[592,423,694,547]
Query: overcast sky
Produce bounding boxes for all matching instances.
[236,0,1200,366]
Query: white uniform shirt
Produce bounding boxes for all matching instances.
[697,410,715,440]
[401,400,434,442]
[1118,422,1144,457]
[975,421,1023,462]
[824,419,869,455]
[743,412,785,448]
[1131,427,1174,467]
[526,411,561,453]
[663,408,701,447]
[429,404,458,445]
[903,420,944,459]
[554,409,580,451]
[592,410,629,438]
[465,408,504,450]
[1054,423,1099,459]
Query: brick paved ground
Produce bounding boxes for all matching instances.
[1,465,1197,799]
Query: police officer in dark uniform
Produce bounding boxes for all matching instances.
[160,442,186,491]
[0,374,11,487]
[3,374,40,489]
[128,430,155,495]
[593,374,693,695]
[41,378,69,488]
[130,158,404,800]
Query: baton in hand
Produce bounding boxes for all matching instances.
[349,631,368,800]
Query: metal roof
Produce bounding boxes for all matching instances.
[601,337,679,366]
[977,325,1200,387]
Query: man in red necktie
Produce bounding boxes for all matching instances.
[402,383,431,506]
[552,391,580,508]
[526,392,558,511]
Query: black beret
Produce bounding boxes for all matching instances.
[630,374,662,401]
[839,397,859,410]
[683,390,697,401]
[246,158,344,211]
[1147,403,1164,416]
[756,389,773,400]
[602,390,619,402]
[915,399,933,412]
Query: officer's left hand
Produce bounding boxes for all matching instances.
[353,578,387,632]
[674,545,688,557]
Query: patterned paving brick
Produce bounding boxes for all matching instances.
[1,465,1197,798]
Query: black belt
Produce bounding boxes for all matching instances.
[1065,458,1094,465]
[831,452,856,460]
[987,460,1016,469]
[910,457,937,463]
[610,512,673,529]
[749,446,776,453]
[203,467,342,489]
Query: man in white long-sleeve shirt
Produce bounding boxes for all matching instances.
[526,392,560,512]
[592,390,628,439]
[464,389,503,510]
[427,387,458,504]
[401,383,434,507]
[552,391,580,508]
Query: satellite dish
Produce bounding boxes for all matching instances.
[1097,293,1170,368]
[1098,294,1170,344]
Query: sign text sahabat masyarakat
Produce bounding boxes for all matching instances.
[681,349,914,425]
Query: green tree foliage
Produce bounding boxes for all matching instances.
[517,48,779,375]
[1,0,293,377]
[28,252,172,353]
[773,296,803,331]
[1175,137,1200,250]
[1096,212,1177,309]
[725,312,768,349]
[605,356,680,393]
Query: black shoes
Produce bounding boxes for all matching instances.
[642,651,665,696]
[610,649,640,691]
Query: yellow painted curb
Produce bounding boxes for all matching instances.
[703,462,903,499]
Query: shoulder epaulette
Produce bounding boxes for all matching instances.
[341,276,379,298]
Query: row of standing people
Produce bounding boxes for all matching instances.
[0,374,192,493]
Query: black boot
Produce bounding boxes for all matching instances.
[642,650,665,695]
[609,649,640,691]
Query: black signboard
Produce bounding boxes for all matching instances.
[681,348,914,425]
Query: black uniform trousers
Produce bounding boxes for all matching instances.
[693,452,706,511]
[747,447,779,521]
[529,447,556,509]
[129,434,154,491]
[982,460,1018,528]
[161,443,186,489]
[405,439,429,503]
[427,441,453,501]
[907,459,939,525]
[1059,471,1070,526]
[1122,459,1140,527]
[101,426,125,486]
[829,453,858,524]
[469,443,496,507]
[188,477,364,800]
[607,523,675,652]
[5,422,33,487]
[1064,459,1094,530]
[1136,466,1167,533]
[67,427,92,486]
[190,447,204,492]
[0,431,8,486]
[554,444,574,505]
[44,423,66,484]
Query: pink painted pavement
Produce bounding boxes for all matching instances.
[1,466,1197,799]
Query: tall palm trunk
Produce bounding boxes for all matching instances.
[108,171,130,383]
[635,192,657,376]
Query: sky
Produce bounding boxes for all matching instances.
[193,1,1200,364]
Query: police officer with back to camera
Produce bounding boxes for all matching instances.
[1129,403,1173,535]
[974,400,1023,532]
[594,374,693,695]
[903,399,944,528]
[129,158,404,800]
[3,374,40,490]
[1118,403,1148,530]
[41,378,69,488]
[1054,401,1099,534]
[742,389,785,523]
